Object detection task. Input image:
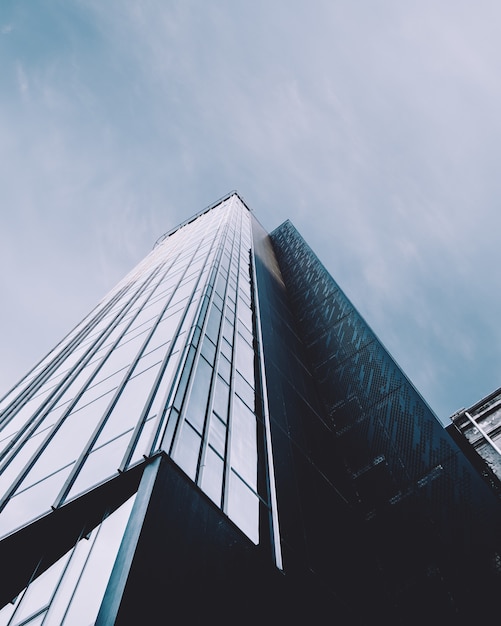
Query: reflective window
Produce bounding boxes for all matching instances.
[212,376,230,422]
[65,430,131,501]
[227,470,259,545]
[200,446,224,506]
[183,356,212,434]
[174,421,201,480]
[230,396,258,490]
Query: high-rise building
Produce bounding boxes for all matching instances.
[1,192,501,625]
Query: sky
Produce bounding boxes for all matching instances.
[1,0,501,424]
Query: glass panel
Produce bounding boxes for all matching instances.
[215,273,226,298]
[183,357,213,434]
[5,551,71,625]
[230,396,257,490]
[237,303,253,333]
[205,305,222,344]
[93,365,160,448]
[132,349,163,377]
[108,331,148,371]
[127,415,158,466]
[58,497,135,626]
[159,408,179,453]
[0,597,16,624]
[17,391,115,492]
[44,495,135,626]
[169,279,196,308]
[137,294,168,323]
[72,368,124,411]
[85,359,127,394]
[208,413,226,456]
[234,372,255,411]
[171,344,194,413]
[18,612,46,625]
[200,446,224,506]
[40,533,96,626]
[227,471,259,545]
[173,422,201,480]
[64,431,131,502]
[144,350,180,422]
[0,465,72,539]
[200,336,216,365]
[217,354,231,383]
[148,310,182,350]
[212,376,229,423]
[222,316,234,343]
[0,396,48,450]
[220,338,232,362]
[0,424,55,498]
[213,292,224,310]
[237,323,253,348]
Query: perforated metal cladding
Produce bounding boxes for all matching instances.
[270,221,501,544]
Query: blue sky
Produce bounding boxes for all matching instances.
[1,0,501,423]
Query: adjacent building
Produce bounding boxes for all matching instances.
[1,192,501,625]
[448,387,501,494]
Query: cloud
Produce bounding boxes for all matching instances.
[16,62,28,95]
[2,0,501,421]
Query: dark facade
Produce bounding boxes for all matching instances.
[1,193,500,625]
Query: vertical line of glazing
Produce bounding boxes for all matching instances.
[159,208,233,457]
[57,525,102,624]
[148,202,232,455]
[220,205,242,517]
[140,243,229,464]
[53,217,223,507]
[0,263,167,474]
[0,251,184,511]
[0,286,130,425]
[0,228,193,423]
[194,206,239,503]
[249,236,283,570]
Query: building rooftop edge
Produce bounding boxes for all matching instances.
[153,190,251,249]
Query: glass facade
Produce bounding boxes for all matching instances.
[2,193,501,623]
[0,195,274,546]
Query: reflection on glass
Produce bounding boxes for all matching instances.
[208,413,226,456]
[56,496,135,625]
[173,422,201,480]
[0,197,267,554]
[0,551,70,626]
[200,446,224,506]
[0,426,52,498]
[18,392,114,494]
[65,431,131,502]
[183,356,213,434]
[127,415,157,466]
[218,354,232,384]
[93,365,159,449]
[0,466,72,538]
[234,372,255,411]
[212,376,230,423]
[230,396,257,490]
[227,471,259,545]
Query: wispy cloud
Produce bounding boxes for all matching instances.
[16,62,28,95]
[1,1,501,420]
